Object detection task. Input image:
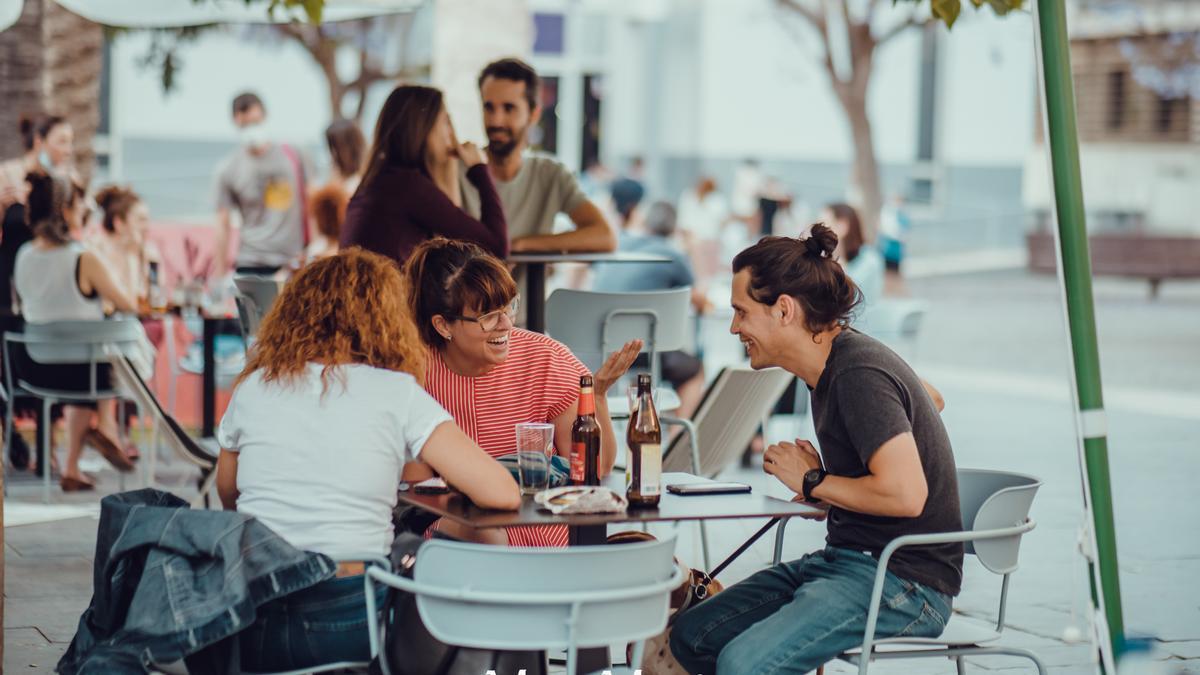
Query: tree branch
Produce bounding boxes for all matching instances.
[876,10,935,45]
[776,0,825,32]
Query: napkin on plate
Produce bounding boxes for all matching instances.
[534,486,629,514]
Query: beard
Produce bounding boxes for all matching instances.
[485,124,525,158]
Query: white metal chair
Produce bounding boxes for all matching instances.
[3,319,144,503]
[233,275,285,341]
[364,535,683,675]
[862,299,928,360]
[773,468,1046,674]
[546,287,692,401]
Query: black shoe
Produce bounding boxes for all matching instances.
[7,429,31,471]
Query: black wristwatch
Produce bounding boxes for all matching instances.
[802,468,828,502]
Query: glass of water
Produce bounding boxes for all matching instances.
[515,422,554,495]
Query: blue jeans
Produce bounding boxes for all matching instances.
[670,547,952,675]
[239,574,386,672]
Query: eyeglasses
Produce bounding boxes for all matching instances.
[449,296,520,332]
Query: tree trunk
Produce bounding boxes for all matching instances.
[0,0,46,159]
[42,0,103,183]
[840,89,884,242]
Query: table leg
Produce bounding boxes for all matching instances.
[526,262,546,334]
[569,524,610,674]
[201,318,216,438]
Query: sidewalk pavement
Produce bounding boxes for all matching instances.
[5,269,1199,673]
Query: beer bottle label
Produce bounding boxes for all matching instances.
[639,444,662,496]
[570,441,586,483]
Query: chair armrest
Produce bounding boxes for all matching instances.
[858,519,1036,660]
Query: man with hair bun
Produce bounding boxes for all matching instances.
[670,225,961,674]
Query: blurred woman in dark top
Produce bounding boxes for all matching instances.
[340,85,508,267]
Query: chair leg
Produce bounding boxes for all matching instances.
[956,655,967,675]
[42,398,53,504]
[699,520,712,571]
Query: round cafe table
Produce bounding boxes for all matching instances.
[507,251,672,334]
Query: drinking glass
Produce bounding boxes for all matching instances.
[515,422,554,495]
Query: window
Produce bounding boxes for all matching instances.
[1156,95,1188,134]
[1106,70,1127,130]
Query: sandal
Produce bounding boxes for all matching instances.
[84,428,136,473]
[60,476,96,492]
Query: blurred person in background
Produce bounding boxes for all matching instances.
[324,118,365,195]
[214,92,310,278]
[593,201,709,419]
[36,115,78,181]
[301,119,363,262]
[305,184,346,261]
[0,114,42,469]
[677,175,732,281]
[820,203,884,312]
[341,85,508,266]
[879,193,912,296]
[14,171,138,489]
[92,185,154,307]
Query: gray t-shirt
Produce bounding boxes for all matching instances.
[811,329,964,596]
[460,153,587,240]
[215,144,307,268]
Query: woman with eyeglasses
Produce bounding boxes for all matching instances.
[403,238,640,546]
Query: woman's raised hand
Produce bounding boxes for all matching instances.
[593,339,643,396]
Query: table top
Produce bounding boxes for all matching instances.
[508,252,673,265]
[397,472,821,529]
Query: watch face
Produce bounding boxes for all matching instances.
[804,469,822,484]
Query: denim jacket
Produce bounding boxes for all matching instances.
[58,489,335,674]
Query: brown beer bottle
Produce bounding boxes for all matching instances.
[571,375,602,486]
[626,373,662,507]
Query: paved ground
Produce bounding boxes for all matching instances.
[4,268,1199,673]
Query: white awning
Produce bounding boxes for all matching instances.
[0,0,420,31]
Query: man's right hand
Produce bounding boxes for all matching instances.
[456,142,485,168]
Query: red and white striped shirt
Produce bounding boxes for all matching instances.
[425,329,589,547]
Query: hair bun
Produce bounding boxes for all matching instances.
[805,224,839,259]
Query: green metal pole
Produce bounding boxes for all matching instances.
[1034,0,1126,661]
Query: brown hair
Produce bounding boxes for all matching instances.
[18,114,42,152]
[94,184,141,234]
[237,248,426,392]
[36,115,67,141]
[231,91,264,117]
[825,202,864,262]
[25,170,85,245]
[325,118,365,179]
[731,224,862,335]
[309,183,348,241]
[360,85,444,190]
[403,237,518,349]
[478,57,540,111]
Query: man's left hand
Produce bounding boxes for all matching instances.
[763,439,822,494]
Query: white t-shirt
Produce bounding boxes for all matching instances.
[217,363,452,560]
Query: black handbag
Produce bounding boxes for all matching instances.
[369,533,547,675]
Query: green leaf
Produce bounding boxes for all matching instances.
[931,0,962,28]
[985,0,1024,15]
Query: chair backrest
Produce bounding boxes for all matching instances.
[18,318,144,365]
[111,356,216,470]
[546,288,691,385]
[413,535,678,653]
[957,468,1042,575]
[663,367,793,476]
[862,299,927,342]
[233,275,284,339]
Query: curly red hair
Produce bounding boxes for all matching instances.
[237,247,426,391]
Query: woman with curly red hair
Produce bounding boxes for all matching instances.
[215,247,519,672]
